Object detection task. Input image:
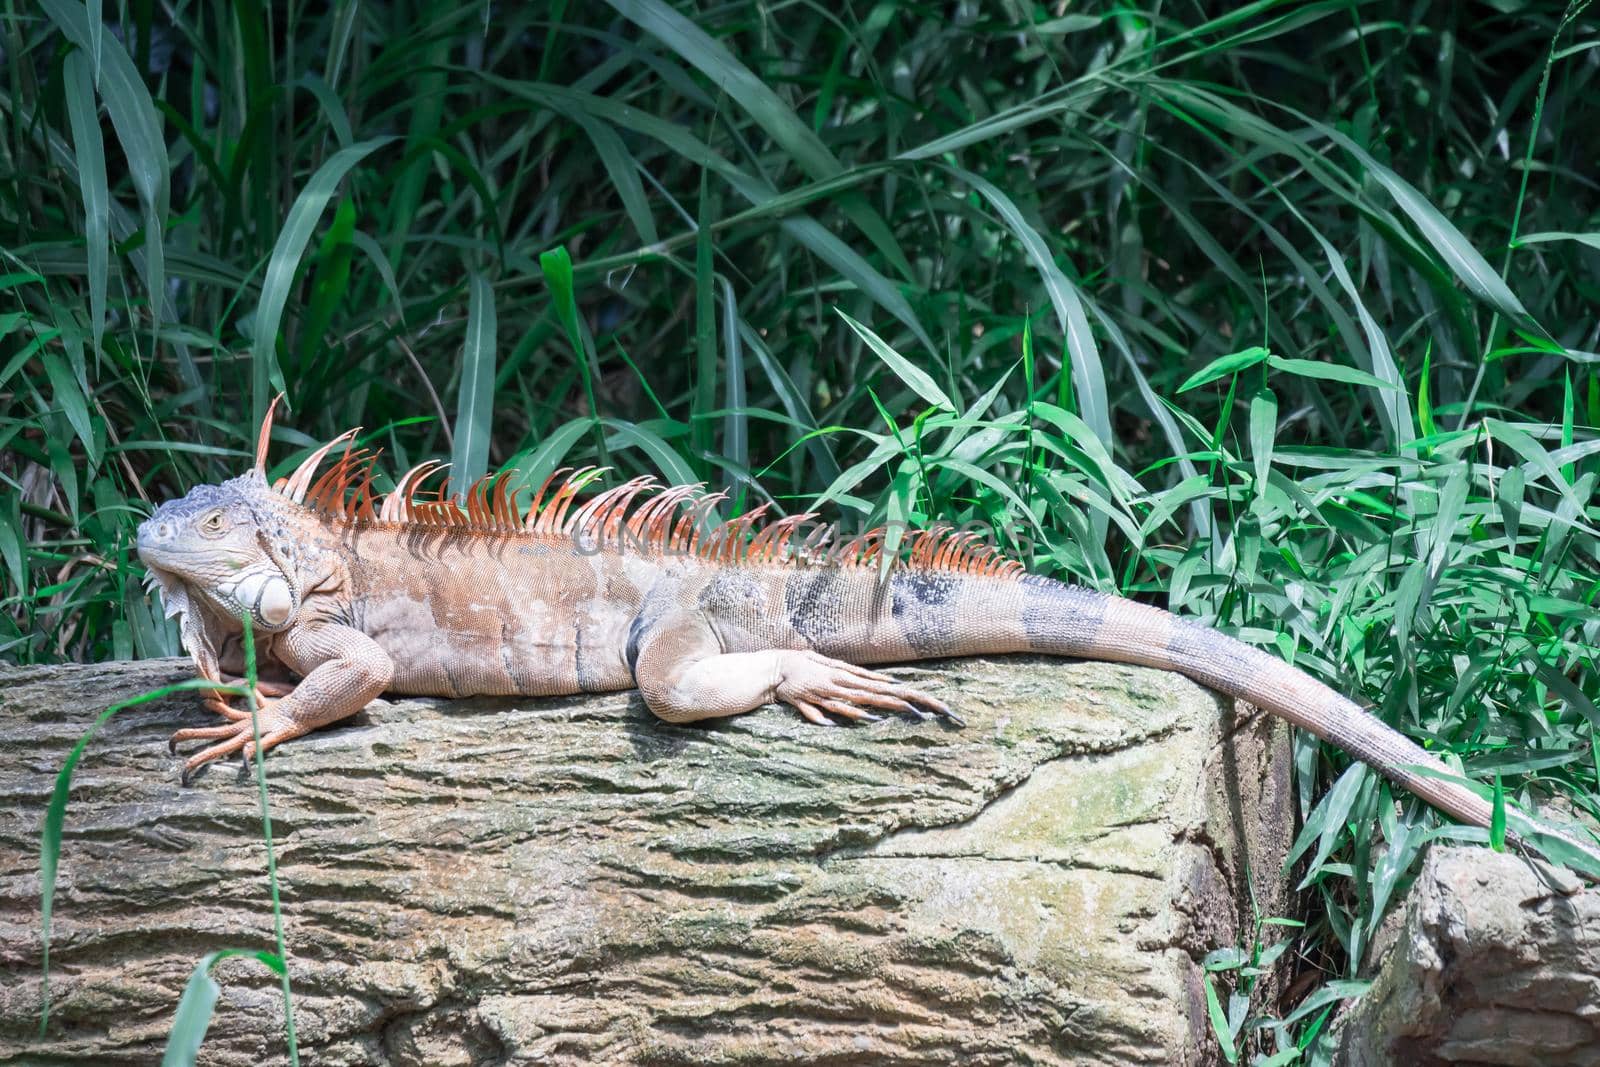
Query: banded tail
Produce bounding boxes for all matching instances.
[844,571,1599,871]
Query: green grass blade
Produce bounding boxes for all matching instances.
[1203,975,1239,1064]
[40,352,97,464]
[161,949,285,1067]
[1249,388,1277,501]
[251,136,396,428]
[61,50,108,360]
[606,0,912,280]
[948,165,1111,449]
[1179,348,1270,393]
[1309,115,1537,330]
[237,620,298,1064]
[693,175,717,468]
[451,271,499,496]
[40,0,170,350]
[837,310,954,412]
[160,953,225,1067]
[719,277,748,491]
[1514,230,1600,252]
[540,245,610,470]
[39,679,251,1035]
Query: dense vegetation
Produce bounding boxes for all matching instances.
[5,0,1599,1061]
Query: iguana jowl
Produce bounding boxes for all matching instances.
[136,406,1588,865]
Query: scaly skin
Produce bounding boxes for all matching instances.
[135,414,1600,872]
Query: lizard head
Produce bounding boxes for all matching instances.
[137,470,302,635]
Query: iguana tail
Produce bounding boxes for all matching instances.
[1013,577,1498,829]
[854,571,1600,870]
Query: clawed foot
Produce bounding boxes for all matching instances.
[170,697,306,784]
[777,651,963,727]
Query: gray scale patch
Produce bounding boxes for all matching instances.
[1166,616,1261,697]
[624,613,650,674]
[499,616,518,688]
[890,572,960,656]
[784,571,846,645]
[1020,576,1108,654]
[696,569,767,618]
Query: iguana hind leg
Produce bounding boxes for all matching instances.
[633,613,957,726]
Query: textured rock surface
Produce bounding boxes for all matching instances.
[1328,846,1600,1067]
[0,655,1291,1065]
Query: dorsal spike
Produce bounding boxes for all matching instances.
[600,477,658,541]
[281,429,360,504]
[680,492,728,554]
[768,514,817,561]
[566,477,647,540]
[532,467,595,535]
[255,392,286,474]
[799,522,835,562]
[490,473,516,530]
[463,473,494,527]
[630,484,701,546]
[746,515,787,561]
[524,468,572,533]
[546,467,604,534]
[381,460,440,523]
[304,445,370,514]
[351,450,381,520]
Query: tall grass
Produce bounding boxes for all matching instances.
[5,1,1599,1061]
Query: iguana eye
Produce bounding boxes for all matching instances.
[200,510,228,535]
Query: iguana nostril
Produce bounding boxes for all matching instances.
[136,519,173,548]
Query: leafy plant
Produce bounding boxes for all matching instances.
[8,1,1600,1061]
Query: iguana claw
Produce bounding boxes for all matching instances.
[776,651,959,727]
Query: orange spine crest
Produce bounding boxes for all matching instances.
[263,426,1025,579]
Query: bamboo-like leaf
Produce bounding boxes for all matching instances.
[62,51,108,360]
[1178,347,1270,393]
[541,245,610,470]
[605,0,913,280]
[692,174,717,467]
[1267,356,1400,392]
[450,272,498,496]
[948,165,1111,450]
[161,949,286,1067]
[837,311,954,412]
[1203,975,1239,1063]
[1249,389,1277,500]
[720,277,748,491]
[40,353,97,465]
[252,136,396,428]
[1307,115,1536,328]
[161,955,224,1067]
[0,494,24,597]
[1288,762,1371,886]
[41,0,169,344]
[1515,231,1600,252]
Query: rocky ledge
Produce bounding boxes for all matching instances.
[0,655,1293,1065]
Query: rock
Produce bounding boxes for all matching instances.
[1327,846,1600,1067]
[0,655,1292,1065]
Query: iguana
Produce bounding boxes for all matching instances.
[136,405,1597,869]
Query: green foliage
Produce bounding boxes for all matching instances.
[162,949,287,1067]
[7,0,1600,1061]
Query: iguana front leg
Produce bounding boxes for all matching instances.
[171,622,394,781]
[632,613,956,725]
[185,631,296,722]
